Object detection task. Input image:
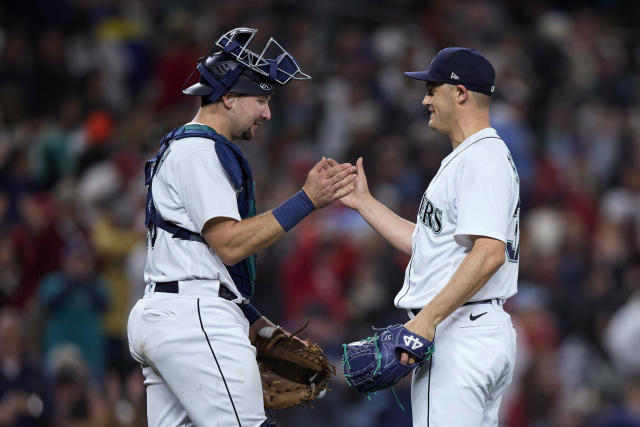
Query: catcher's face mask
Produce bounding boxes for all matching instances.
[183,27,311,103]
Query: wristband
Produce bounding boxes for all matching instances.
[272,190,316,232]
[240,302,262,325]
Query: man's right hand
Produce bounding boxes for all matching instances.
[302,158,356,208]
[331,157,371,211]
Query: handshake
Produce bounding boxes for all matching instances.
[300,157,368,211]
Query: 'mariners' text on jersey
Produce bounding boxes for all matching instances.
[418,194,442,233]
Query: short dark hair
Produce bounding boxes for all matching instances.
[201,92,256,107]
[201,95,214,107]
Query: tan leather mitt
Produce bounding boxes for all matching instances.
[252,319,336,410]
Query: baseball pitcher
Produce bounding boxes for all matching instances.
[340,47,519,427]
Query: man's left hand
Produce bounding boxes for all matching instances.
[401,316,436,365]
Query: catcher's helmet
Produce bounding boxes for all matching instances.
[183,27,311,103]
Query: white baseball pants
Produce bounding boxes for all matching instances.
[127,282,267,427]
[410,300,516,427]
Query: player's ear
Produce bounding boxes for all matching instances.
[221,93,236,110]
[456,85,469,103]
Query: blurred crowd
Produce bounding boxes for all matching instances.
[2,0,640,426]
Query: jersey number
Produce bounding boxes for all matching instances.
[506,199,520,263]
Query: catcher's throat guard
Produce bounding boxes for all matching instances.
[341,324,434,394]
[183,27,310,103]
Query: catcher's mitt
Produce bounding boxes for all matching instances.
[341,324,434,394]
[253,320,336,410]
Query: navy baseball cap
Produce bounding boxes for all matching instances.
[405,47,495,96]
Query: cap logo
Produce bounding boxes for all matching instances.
[490,85,495,93]
[260,82,273,91]
[450,72,460,80]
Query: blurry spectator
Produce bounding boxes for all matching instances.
[0,192,9,231]
[604,279,640,375]
[47,346,109,427]
[29,96,84,191]
[0,234,21,307]
[599,375,640,427]
[37,239,109,379]
[153,37,199,111]
[74,110,116,179]
[102,368,146,427]
[8,194,63,308]
[279,216,359,324]
[0,149,37,226]
[91,195,143,372]
[0,308,53,426]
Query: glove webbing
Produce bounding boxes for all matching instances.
[342,333,383,387]
[342,333,407,411]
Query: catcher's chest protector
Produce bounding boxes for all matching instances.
[144,124,257,298]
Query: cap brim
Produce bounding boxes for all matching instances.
[404,70,440,82]
[183,82,212,96]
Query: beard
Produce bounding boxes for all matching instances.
[240,122,262,140]
[241,127,255,140]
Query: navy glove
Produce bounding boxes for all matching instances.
[341,324,434,394]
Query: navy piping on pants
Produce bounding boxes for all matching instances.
[427,327,435,427]
[197,298,242,427]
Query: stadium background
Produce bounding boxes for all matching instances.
[1,0,640,426]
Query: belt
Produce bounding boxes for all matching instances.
[154,281,237,301]
[411,298,502,316]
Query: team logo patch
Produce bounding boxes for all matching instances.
[403,335,424,351]
[260,82,273,91]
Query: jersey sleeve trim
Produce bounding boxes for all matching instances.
[199,213,241,235]
[454,227,507,244]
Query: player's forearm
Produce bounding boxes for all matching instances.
[415,238,505,331]
[204,213,286,265]
[357,195,415,255]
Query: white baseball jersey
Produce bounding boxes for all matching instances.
[144,124,241,295]
[395,127,520,309]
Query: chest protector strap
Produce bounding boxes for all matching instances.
[144,124,256,298]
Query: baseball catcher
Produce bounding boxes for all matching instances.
[128,26,354,426]
[341,324,434,394]
[250,317,336,409]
